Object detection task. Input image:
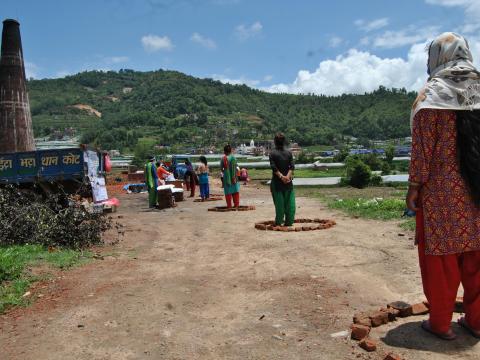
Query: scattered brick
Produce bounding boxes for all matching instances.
[255,223,267,230]
[351,324,370,340]
[359,338,377,352]
[411,302,429,315]
[353,313,372,327]
[383,307,399,322]
[369,310,389,327]
[388,301,412,317]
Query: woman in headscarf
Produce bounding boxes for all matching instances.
[220,144,240,208]
[407,32,480,340]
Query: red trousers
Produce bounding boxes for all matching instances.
[417,209,480,333]
[225,192,239,208]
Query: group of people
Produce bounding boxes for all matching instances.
[144,134,296,225]
[144,31,480,343]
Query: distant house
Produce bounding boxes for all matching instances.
[289,143,302,157]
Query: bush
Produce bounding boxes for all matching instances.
[296,151,315,164]
[0,186,113,249]
[343,157,372,189]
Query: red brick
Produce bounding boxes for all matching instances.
[351,324,370,340]
[359,338,377,352]
[383,307,399,322]
[255,223,267,230]
[353,313,372,327]
[369,310,389,327]
[411,302,429,315]
[388,301,412,317]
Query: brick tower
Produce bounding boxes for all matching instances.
[0,19,35,153]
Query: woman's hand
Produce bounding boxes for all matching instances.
[406,185,420,212]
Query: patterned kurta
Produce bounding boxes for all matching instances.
[409,108,480,255]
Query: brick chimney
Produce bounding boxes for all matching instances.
[0,19,35,153]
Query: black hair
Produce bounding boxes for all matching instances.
[224,144,232,155]
[456,110,480,206]
[155,161,160,167]
[274,132,286,149]
[199,156,208,165]
[184,159,191,165]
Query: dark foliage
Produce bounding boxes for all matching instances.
[28,70,417,150]
[0,186,113,248]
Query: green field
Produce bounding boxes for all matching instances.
[248,167,345,180]
[0,245,92,313]
[296,185,415,231]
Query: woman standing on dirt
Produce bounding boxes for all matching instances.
[197,156,210,201]
[184,159,198,198]
[269,133,295,226]
[145,156,158,208]
[407,32,480,340]
[220,144,240,208]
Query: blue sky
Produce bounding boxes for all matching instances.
[2,0,479,95]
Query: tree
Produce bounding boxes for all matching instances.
[385,145,395,164]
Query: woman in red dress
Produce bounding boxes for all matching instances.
[408,32,480,340]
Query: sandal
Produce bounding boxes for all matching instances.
[421,320,457,340]
[458,317,480,339]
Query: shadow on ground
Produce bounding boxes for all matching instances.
[382,321,479,354]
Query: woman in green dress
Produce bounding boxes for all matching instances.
[269,133,295,226]
[220,144,240,208]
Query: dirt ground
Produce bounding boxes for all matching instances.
[1,183,479,360]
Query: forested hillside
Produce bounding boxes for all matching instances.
[28,69,417,151]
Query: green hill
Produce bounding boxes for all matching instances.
[28,69,416,151]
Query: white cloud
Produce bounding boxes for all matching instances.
[329,36,343,48]
[373,26,439,48]
[235,21,263,41]
[355,18,389,32]
[190,32,217,49]
[141,34,174,52]
[212,74,260,87]
[425,0,480,33]
[265,44,429,96]
[24,61,39,79]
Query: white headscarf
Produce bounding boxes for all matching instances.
[411,32,480,127]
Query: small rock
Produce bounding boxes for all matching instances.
[369,310,389,327]
[353,312,372,327]
[272,335,283,341]
[411,302,429,315]
[255,223,267,230]
[359,338,377,352]
[351,324,370,340]
[383,307,399,322]
[330,330,349,338]
[388,301,412,317]
[22,291,31,298]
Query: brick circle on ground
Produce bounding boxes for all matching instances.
[254,218,336,231]
[194,197,223,202]
[208,205,256,212]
